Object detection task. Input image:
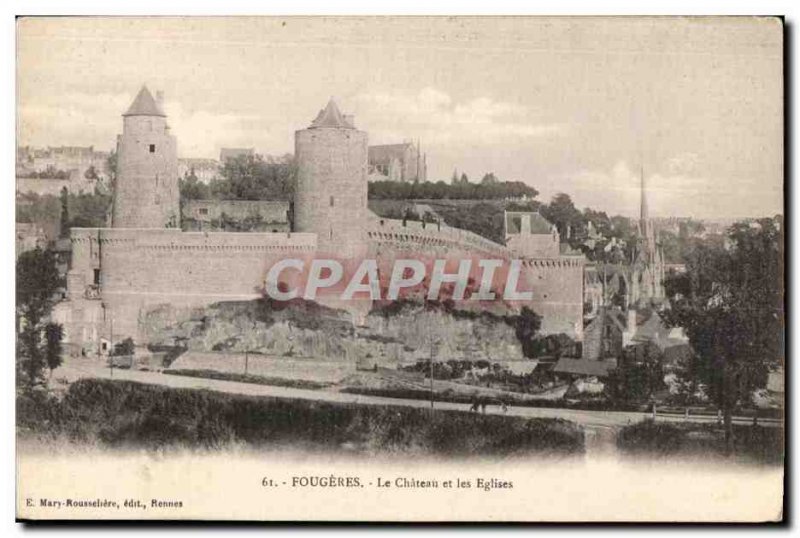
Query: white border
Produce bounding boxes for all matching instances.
[3,2,796,535]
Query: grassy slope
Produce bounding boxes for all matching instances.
[17,379,584,457]
[616,419,783,465]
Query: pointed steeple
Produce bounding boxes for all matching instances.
[639,163,648,222]
[309,98,353,129]
[123,85,166,117]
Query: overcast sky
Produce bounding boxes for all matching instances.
[17,17,783,219]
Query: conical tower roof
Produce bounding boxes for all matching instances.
[123,85,166,117]
[309,98,352,129]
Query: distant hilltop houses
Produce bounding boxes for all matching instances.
[368,140,427,183]
[16,145,112,195]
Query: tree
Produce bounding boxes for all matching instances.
[514,307,542,358]
[460,172,469,184]
[481,172,499,185]
[180,173,210,201]
[112,337,136,357]
[217,154,296,201]
[16,248,63,389]
[44,323,64,379]
[59,187,69,239]
[662,217,784,454]
[541,193,586,245]
[604,342,665,406]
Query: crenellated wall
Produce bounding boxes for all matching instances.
[66,228,317,339]
[366,218,584,338]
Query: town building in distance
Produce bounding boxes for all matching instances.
[368,140,427,182]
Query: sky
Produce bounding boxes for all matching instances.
[16,16,783,219]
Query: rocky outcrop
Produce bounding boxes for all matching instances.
[143,298,526,367]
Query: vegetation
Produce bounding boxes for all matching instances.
[17,189,111,238]
[368,178,538,201]
[662,217,784,454]
[617,419,783,464]
[16,248,64,388]
[180,154,295,202]
[111,337,136,357]
[18,165,71,179]
[603,342,666,406]
[163,369,331,390]
[17,379,585,456]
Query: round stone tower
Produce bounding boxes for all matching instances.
[294,99,368,257]
[112,86,179,228]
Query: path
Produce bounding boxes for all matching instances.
[52,358,781,431]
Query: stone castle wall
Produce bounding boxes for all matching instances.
[66,228,317,339]
[367,218,584,337]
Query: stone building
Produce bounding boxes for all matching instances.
[182,200,290,232]
[368,141,427,182]
[628,168,666,306]
[294,99,369,257]
[504,210,560,258]
[54,89,585,356]
[111,86,180,229]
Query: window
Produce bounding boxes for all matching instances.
[93,269,100,286]
[330,196,334,207]
[149,144,156,153]
[199,208,209,216]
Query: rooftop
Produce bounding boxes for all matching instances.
[553,357,616,378]
[505,211,554,235]
[123,86,166,117]
[309,98,355,129]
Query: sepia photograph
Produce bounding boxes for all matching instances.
[13,15,784,522]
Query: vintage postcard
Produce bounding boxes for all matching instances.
[14,16,784,522]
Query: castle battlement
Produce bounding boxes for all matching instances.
[57,90,587,353]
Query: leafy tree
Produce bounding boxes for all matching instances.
[84,165,99,180]
[662,217,784,453]
[540,193,586,246]
[180,173,210,201]
[604,343,665,406]
[44,323,64,379]
[16,248,63,389]
[217,154,296,201]
[480,172,499,185]
[59,187,69,238]
[112,337,136,357]
[514,307,542,358]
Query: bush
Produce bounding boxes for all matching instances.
[617,419,683,455]
[617,419,784,464]
[16,379,584,456]
[163,369,330,390]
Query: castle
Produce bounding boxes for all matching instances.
[54,87,584,356]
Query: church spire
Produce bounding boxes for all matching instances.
[639,163,648,222]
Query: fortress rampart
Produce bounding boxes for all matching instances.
[56,91,586,354]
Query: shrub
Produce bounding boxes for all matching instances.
[17,379,584,456]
